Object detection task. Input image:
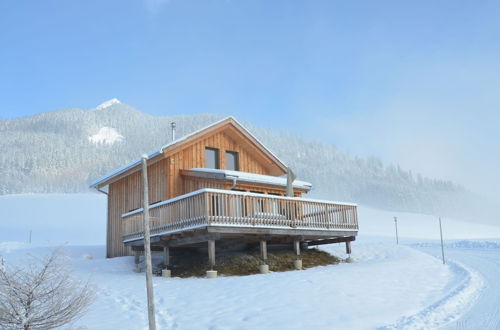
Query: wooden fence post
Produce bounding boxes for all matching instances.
[439,217,445,264]
[141,155,156,330]
[394,217,399,245]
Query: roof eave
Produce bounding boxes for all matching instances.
[183,168,312,191]
[89,116,290,189]
[89,150,162,189]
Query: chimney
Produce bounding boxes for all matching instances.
[170,122,176,141]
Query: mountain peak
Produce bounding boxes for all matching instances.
[94,98,121,111]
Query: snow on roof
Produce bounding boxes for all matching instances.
[184,168,312,190]
[89,149,161,188]
[90,116,288,188]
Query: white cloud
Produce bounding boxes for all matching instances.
[144,0,171,14]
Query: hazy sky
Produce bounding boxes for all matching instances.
[1,0,499,198]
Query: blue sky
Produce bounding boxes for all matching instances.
[1,0,499,199]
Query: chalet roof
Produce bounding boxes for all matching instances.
[182,168,312,191]
[90,117,288,189]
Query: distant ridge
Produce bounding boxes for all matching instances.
[0,100,479,218]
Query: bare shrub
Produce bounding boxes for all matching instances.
[0,249,95,330]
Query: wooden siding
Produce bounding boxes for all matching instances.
[182,176,305,197]
[167,127,278,199]
[183,177,226,193]
[94,117,287,190]
[107,159,168,257]
[106,123,305,258]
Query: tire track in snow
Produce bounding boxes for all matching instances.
[441,249,500,330]
[379,258,484,330]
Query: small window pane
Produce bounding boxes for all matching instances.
[205,148,219,169]
[226,151,239,171]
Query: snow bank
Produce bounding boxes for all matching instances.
[1,194,498,329]
[413,239,500,249]
[0,243,454,330]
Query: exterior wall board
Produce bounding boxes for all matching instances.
[107,158,168,257]
[106,124,299,258]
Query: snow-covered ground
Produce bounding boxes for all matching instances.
[1,194,499,329]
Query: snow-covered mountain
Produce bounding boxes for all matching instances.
[0,100,486,219]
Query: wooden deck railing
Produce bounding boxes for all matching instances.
[122,188,358,242]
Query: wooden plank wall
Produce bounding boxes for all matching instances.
[183,177,226,193]
[107,159,168,258]
[182,176,306,198]
[167,129,272,199]
[107,126,295,257]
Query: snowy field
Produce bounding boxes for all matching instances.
[1,194,499,329]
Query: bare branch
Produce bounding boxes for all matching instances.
[0,249,95,330]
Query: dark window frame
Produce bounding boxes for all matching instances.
[205,147,220,169]
[225,150,239,171]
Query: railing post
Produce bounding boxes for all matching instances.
[122,190,360,244]
[205,192,210,225]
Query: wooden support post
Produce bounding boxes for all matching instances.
[294,239,300,257]
[345,240,354,263]
[206,239,217,278]
[259,240,269,273]
[208,240,216,269]
[134,250,141,265]
[141,155,156,330]
[293,239,302,270]
[163,247,170,267]
[260,240,268,263]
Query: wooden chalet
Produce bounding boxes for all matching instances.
[91,117,358,270]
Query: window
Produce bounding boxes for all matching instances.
[225,151,239,171]
[205,147,219,169]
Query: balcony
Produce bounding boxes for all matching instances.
[121,188,358,245]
